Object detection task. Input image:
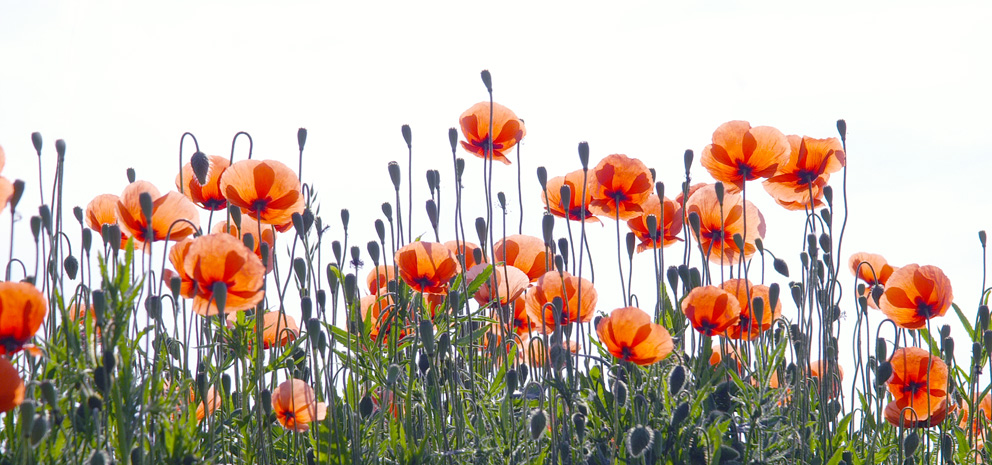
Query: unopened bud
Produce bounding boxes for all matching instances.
[529,410,547,440]
[626,425,654,458]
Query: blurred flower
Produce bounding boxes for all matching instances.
[272,378,327,432]
[525,271,597,330]
[596,307,673,365]
[958,395,991,439]
[220,159,304,232]
[722,279,781,340]
[685,183,765,264]
[627,194,683,252]
[394,242,461,294]
[762,135,845,210]
[885,347,948,424]
[0,281,47,356]
[366,265,396,294]
[544,170,599,223]
[183,233,266,316]
[701,120,790,193]
[493,235,548,282]
[213,216,275,273]
[459,102,526,165]
[879,264,952,329]
[359,294,401,342]
[809,359,844,398]
[467,264,529,306]
[116,181,200,248]
[260,312,299,349]
[681,285,741,336]
[165,238,195,298]
[0,357,24,414]
[191,386,221,424]
[0,177,12,211]
[885,396,951,428]
[86,194,128,242]
[587,154,653,221]
[177,155,230,210]
[444,240,486,270]
[516,333,579,367]
[849,252,896,309]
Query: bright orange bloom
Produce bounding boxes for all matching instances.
[86,194,128,242]
[260,312,299,349]
[459,102,526,165]
[213,217,275,273]
[627,194,683,253]
[681,285,741,336]
[0,177,12,211]
[596,307,674,366]
[700,120,790,193]
[0,282,47,356]
[525,271,597,330]
[116,181,200,247]
[762,135,845,210]
[444,241,486,270]
[272,378,327,432]
[183,233,266,316]
[493,235,548,282]
[191,386,221,423]
[885,396,951,428]
[177,155,230,210]
[515,333,579,367]
[366,265,395,294]
[587,154,653,221]
[885,347,948,424]
[0,357,24,414]
[544,170,599,223]
[394,242,461,294]
[879,264,953,329]
[958,395,992,437]
[809,359,844,397]
[721,279,781,340]
[165,238,195,298]
[359,294,402,341]
[467,264,529,306]
[849,252,896,310]
[219,159,304,232]
[0,144,4,173]
[685,183,766,264]
[709,342,743,371]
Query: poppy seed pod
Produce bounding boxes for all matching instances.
[387,162,401,190]
[683,149,693,174]
[836,119,847,142]
[366,241,380,267]
[572,413,586,439]
[31,132,43,154]
[578,142,590,169]
[386,364,401,387]
[400,124,412,148]
[529,409,547,440]
[480,69,492,92]
[670,365,686,396]
[536,167,548,191]
[671,401,690,428]
[903,431,920,455]
[666,266,679,292]
[448,127,458,152]
[981,230,988,247]
[875,361,892,385]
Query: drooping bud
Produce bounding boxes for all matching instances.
[669,365,686,396]
[359,395,374,419]
[875,361,892,385]
[529,409,547,440]
[401,124,412,148]
[480,70,493,93]
[626,425,654,458]
[190,152,210,186]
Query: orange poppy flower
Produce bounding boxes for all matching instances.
[213,217,275,273]
[524,271,597,330]
[191,386,221,423]
[366,265,396,294]
[681,285,741,336]
[394,242,461,294]
[493,235,548,282]
[444,241,486,270]
[958,394,992,437]
[0,144,4,173]
[164,238,195,298]
[359,294,403,341]
[467,264,529,306]
[515,333,579,367]
[885,396,951,428]
[596,307,674,366]
[0,281,47,356]
[183,233,266,316]
[700,121,790,193]
[849,252,896,310]
[544,170,600,223]
[879,264,953,329]
[685,183,766,264]
[885,347,948,424]
[762,135,845,210]
[116,181,200,248]
[809,359,844,397]
[459,102,526,165]
[627,194,683,253]
[260,312,299,349]
[721,279,781,340]
[586,154,653,221]
[0,177,12,211]
[176,155,230,210]
[709,342,744,371]
[272,378,327,432]
[0,357,24,414]
[219,159,304,232]
[86,194,128,242]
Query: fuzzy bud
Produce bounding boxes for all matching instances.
[669,365,686,396]
[626,425,654,458]
[529,409,547,440]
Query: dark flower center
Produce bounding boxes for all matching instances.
[796,170,819,185]
[902,381,927,395]
[916,298,935,318]
[621,346,633,361]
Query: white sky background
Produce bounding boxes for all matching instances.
[1,1,991,382]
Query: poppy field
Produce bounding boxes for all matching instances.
[0,70,989,465]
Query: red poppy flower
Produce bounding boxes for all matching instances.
[191,386,221,423]
[219,159,304,232]
[359,294,403,341]
[709,342,743,370]
[366,265,396,294]
[544,170,600,223]
[0,281,47,356]
[849,252,896,309]
[86,193,129,242]
[213,217,275,273]
[627,194,683,253]
[885,347,948,424]
[685,184,766,264]
[395,242,462,294]
[524,271,597,330]
[762,135,845,210]
[493,235,548,282]
[459,102,526,165]
[467,264,529,306]
[0,357,24,414]
[879,264,952,329]
[515,333,579,367]
[721,279,781,340]
[116,181,200,248]
[587,154,653,221]
[164,238,195,299]
[700,121,790,193]
[259,312,299,349]
[176,155,230,210]
[596,307,674,366]
[444,241,486,270]
[272,378,326,432]
[183,233,266,316]
[958,395,991,437]
[809,359,844,397]
[885,396,951,428]
[681,285,741,336]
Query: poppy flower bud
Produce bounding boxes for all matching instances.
[386,364,401,386]
[291,213,306,240]
[92,290,107,325]
[496,192,507,211]
[669,365,686,396]
[448,127,458,152]
[626,425,653,458]
[31,132,43,155]
[87,395,103,412]
[29,216,41,242]
[557,238,569,265]
[63,256,78,280]
[713,381,736,413]
[714,182,725,205]
[943,337,954,363]
[683,150,694,174]
[974,342,983,365]
[94,366,109,393]
[823,185,834,207]
[980,305,991,332]
[125,168,136,184]
[39,205,52,233]
[260,389,272,416]
[578,142,590,170]
[102,349,116,372]
[625,232,637,259]
[573,413,587,439]
[536,167,548,191]
[677,265,690,286]
[211,282,227,315]
[835,119,847,142]
[419,320,435,352]
[790,282,803,309]
[553,254,565,275]
[981,230,988,248]
[138,192,154,227]
[671,401,690,428]
[426,170,438,193]
[293,127,307,152]
[358,395,374,419]
[732,234,745,256]
[875,338,887,362]
[30,414,48,447]
[941,433,953,458]
[130,447,144,465]
[820,209,832,228]
[387,162,401,190]
[221,373,232,397]
[666,266,679,292]
[687,212,701,240]
[688,267,701,289]
[81,229,92,253]
[40,381,58,408]
[418,352,430,374]
[190,152,210,186]
[875,361,892,385]
[528,409,547,440]
[984,331,992,356]
[540,216,555,247]
[366,241,380,267]
[519,364,529,384]
[425,200,439,234]
[613,380,628,408]
[475,217,487,245]
[19,401,36,438]
[9,179,25,211]
[480,69,492,92]
[455,158,465,180]
[340,208,350,231]
[646,215,658,241]
[940,324,952,340]
[903,431,920,456]
[225,206,242,232]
